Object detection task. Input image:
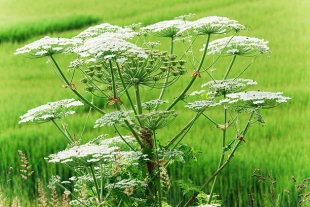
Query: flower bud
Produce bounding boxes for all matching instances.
[80,78,88,84]
[85,86,94,92]
[168,54,177,61]
[178,60,187,66]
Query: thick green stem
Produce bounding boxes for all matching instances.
[166,34,211,111]
[49,55,105,115]
[223,55,237,80]
[134,84,143,115]
[153,131,162,207]
[109,59,117,100]
[183,112,255,207]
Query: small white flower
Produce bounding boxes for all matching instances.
[206,36,270,56]
[201,79,257,96]
[177,16,245,36]
[226,91,291,108]
[14,36,81,58]
[188,90,206,96]
[94,110,133,128]
[185,100,220,111]
[141,19,189,37]
[19,99,83,124]
[74,23,137,40]
[105,178,147,189]
[68,59,84,69]
[74,33,147,63]
[141,99,169,110]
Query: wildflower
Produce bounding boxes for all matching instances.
[47,175,61,189]
[140,19,189,37]
[188,90,206,96]
[74,23,137,40]
[68,59,84,69]
[105,178,147,189]
[74,33,147,63]
[14,36,81,58]
[19,99,83,124]
[46,142,117,164]
[185,100,220,111]
[206,36,269,56]
[136,110,178,130]
[141,99,169,111]
[224,91,291,109]
[94,110,133,128]
[177,16,245,36]
[201,79,257,96]
[157,148,184,163]
[46,136,146,165]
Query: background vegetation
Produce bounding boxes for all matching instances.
[0,0,309,206]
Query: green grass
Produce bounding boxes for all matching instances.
[1,0,310,206]
[0,15,101,43]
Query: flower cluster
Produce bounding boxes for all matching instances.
[46,135,147,165]
[19,99,83,124]
[141,99,169,111]
[74,23,137,40]
[74,33,148,64]
[185,100,220,111]
[14,36,81,58]
[206,36,270,56]
[135,110,178,130]
[141,19,188,37]
[202,78,257,96]
[94,110,133,128]
[177,16,246,36]
[224,91,291,109]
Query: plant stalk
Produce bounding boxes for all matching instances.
[183,112,255,207]
[166,34,211,111]
[49,55,105,115]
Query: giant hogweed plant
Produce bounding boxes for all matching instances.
[15,14,290,207]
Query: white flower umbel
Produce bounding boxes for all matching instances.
[136,110,178,130]
[177,16,245,36]
[14,36,81,58]
[19,99,83,124]
[185,100,220,111]
[74,23,137,40]
[224,91,291,109]
[206,36,269,56]
[201,79,257,96]
[74,33,147,63]
[105,178,147,189]
[141,99,169,111]
[94,110,133,128]
[141,19,189,37]
[47,136,148,165]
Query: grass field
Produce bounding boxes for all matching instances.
[1,0,310,206]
